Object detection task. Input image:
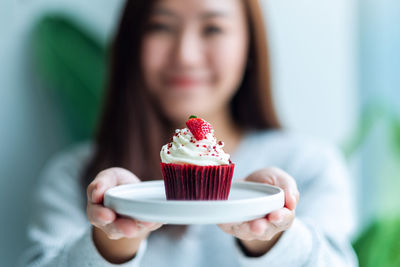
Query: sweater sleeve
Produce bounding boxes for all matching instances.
[17,145,147,267]
[234,140,358,267]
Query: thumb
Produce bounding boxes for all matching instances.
[245,167,299,210]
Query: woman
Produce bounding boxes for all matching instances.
[19,0,358,266]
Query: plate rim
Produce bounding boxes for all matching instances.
[105,180,283,206]
[104,180,285,224]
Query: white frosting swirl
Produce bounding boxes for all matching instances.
[160,128,230,166]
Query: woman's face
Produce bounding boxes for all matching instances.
[141,0,249,123]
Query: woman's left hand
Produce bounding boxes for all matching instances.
[218,167,300,256]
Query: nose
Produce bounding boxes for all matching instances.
[173,29,204,69]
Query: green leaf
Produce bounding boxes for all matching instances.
[389,116,400,157]
[341,102,386,158]
[353,217,400,267]
[31,14,106,141]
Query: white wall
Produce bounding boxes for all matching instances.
[262,0,358,145]
[261,0,360,237]
[0,0,358,266]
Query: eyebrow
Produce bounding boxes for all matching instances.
[152,7,229,20]
[152,7,178,18]
[201,11,229,19]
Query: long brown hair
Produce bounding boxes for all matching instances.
[82,0,281,189]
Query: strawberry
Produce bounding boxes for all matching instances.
[186,115,213,140]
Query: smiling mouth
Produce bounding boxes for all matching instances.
[167,76,208,89]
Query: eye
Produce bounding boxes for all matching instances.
[203,25,223,36]
[147,22,174,33]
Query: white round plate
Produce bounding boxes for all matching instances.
[104,181,284,224]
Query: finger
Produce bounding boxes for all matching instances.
[145,222,164,232]
[220,222,255,241]
[217,223,234,235]
[113,218,163,238]
[87,168,140,204]
[219,209,295,241]
[87,203,116,227]
[106,217,164,240]
[247,218,268,235]
[218,223,240,237]
[99,218,141,240]
[266,208,294,228]
[136,220,164,230]
[246,167,297,205]
[113,218,144,238]
[232,222,253,240]
[248,217,283,240]
[245,168,299,210]
[219,220,277,241]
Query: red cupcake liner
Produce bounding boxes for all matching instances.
[160,163,235,200]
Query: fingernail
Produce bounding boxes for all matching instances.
[111,223,122,233]
[290,192,296,203]
[289,191,297,208]
[103,217,113,225]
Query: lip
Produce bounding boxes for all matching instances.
[167,76,206,88]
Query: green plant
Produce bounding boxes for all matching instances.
[344,102,400,266]
[32,14,106,141]
[353,217,400,267]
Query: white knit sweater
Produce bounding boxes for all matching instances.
[18,130,358,267]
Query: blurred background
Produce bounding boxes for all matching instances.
[1,0,399,266]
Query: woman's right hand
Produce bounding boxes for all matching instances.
[86,167,163,263]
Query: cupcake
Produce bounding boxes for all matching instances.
[160,116,235,200]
